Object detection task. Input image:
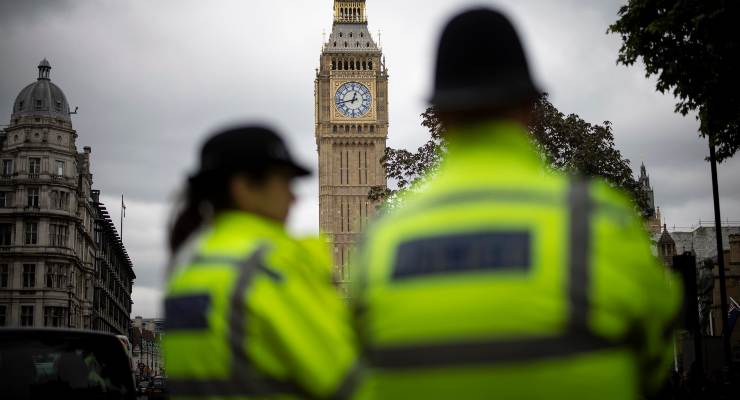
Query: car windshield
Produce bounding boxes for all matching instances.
[0,333,134,400]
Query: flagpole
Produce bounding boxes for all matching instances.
[121,194,124,243]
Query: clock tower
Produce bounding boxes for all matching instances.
[315,0,388,291]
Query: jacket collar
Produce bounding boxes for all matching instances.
[212,211,286,236]
[442,120,544,172]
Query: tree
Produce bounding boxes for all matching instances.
[371,95,651,216]
[608,0,740,161]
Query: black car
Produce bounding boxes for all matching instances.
[147,376,168,399]
[0,328,137,400]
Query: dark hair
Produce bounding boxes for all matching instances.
[168,167,269,255]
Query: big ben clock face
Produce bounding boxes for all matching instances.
[335,82,372,118]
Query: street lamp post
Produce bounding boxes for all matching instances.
[708,139,731,374]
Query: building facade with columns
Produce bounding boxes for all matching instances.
[315,1,388,291]
[0,60,134,334]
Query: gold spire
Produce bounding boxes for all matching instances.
[334,1,367,24]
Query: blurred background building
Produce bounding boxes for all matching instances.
[131,316,164,379]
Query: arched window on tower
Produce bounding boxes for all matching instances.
[332,60,336,70]
[368,61,373,70]
[362,61,367,70]
[344,42,348,47]
[344,60,348,70]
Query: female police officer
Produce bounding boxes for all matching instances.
[163,126,357,399]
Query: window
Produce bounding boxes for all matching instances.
[0,223,12,246]
[25,222,38,245]
[0,191,10,208]
[55,160,64,176]
[359,151,368,185]
[23,264,36,288]
[339,150,349,185]
[49,223,68,247]
[18,101,24,110]
[0,264,8,287]
[28,158,41,176]
[1,160,12,176]
[0,305,6,326]
[27,188,39,207]
[55,100,62,111]
[44,306,65,327]
[46,264,54,288]
[21,305,34,326]
[50,190,69,210]
[35,99,43,110]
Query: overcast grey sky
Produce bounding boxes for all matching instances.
[1,0,738,317]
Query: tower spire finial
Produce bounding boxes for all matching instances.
[38,58,51,80]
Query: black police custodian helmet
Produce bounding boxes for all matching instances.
[197,125,311,179]
[430,8,542,112]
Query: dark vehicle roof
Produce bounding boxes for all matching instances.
[0,328,136,400]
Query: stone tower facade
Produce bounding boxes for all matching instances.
[0,60,134,334]
[315,0,388,288]
[639,162,662,235]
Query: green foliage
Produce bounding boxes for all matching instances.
[608,0,740,161]
[371,95,652,217]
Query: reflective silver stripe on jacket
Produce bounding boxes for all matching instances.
[167,247,307,398]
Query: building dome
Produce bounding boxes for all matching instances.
[11,59,71,122]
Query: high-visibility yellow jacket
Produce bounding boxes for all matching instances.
[351,121,682,400]
[163,211,358,399]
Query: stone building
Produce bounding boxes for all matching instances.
[655,225,740,361]
[92,190,135,334]
[315,0,388,290]
[639,163,662,235]
[0,60,134,334]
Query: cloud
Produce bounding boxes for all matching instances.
[131,286,163,318]
[0,0,76,26]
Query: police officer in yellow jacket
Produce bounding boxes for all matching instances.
[163,126,357,399]
[351,9,681,400]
